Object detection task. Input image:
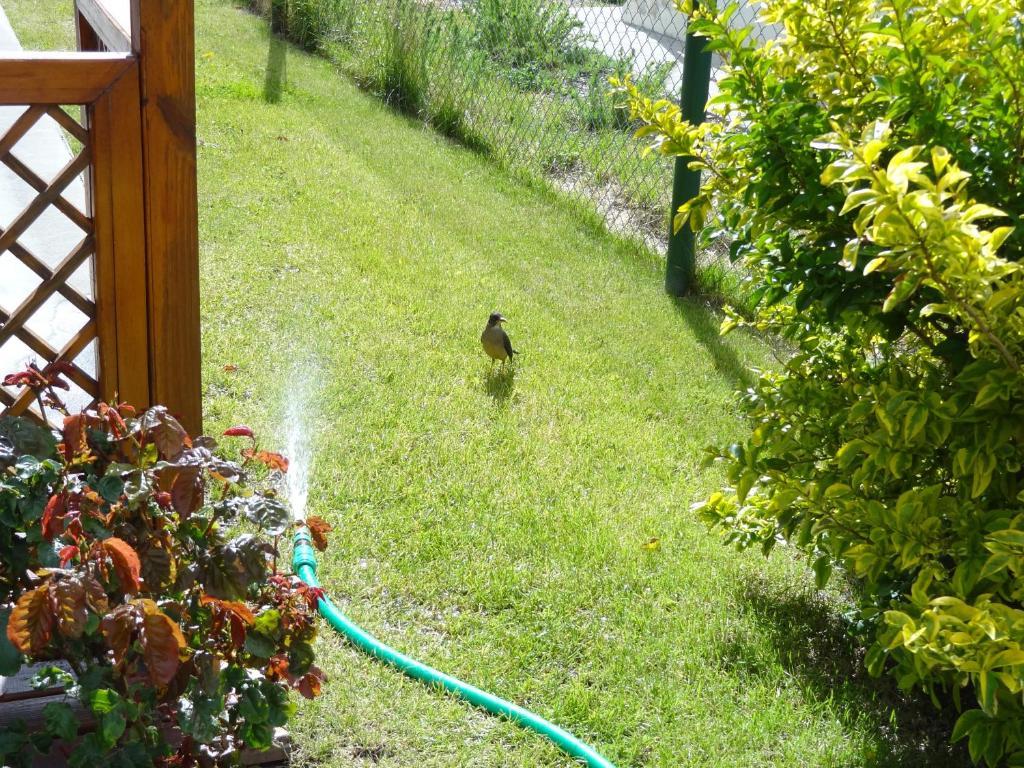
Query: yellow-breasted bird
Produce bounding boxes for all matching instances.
[481,312,518,364]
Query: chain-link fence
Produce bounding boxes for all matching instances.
[263,0,777,261]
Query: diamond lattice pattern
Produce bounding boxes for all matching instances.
[0,104,99,425]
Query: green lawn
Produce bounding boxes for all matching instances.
[5,1,967,766]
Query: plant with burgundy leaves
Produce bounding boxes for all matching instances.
[0,373,331,767]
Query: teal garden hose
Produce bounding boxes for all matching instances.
[292,527,617,768]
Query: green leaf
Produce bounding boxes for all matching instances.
[0,609,24,676]
[952,709,988,743]
[989,649,1024,669]
[980,552,1012,580]
[972,462,994,499]
[244,632,277,659]
[969,719,991,764]
[98,709,126,747]
[241,720,274,751]
[824,483,851,498]
[0,725,28,759]
[178,696,223,744]
[288,641,316,676]
[988,530,1024,550]
[812,554,832,588]
[240,496,290,537]
[840,189,876,215]
[863,256,887,275]
[952,557,983,597]
[902,403,928,441]
[736,471,755,503]
[96,475,125,504]
[252,609,281,638]
[238,686,270,724]
[864,643,886,676]
[42,702,79,741]
[978,670,998,714]
[0,417,57,462]
[66,735,104,768]
[86,688,122,716]
[974,383,1004,408]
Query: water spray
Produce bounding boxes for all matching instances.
[285,417,616,766]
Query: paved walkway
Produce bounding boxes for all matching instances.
[0,3,95,413]
[569,4,687,94]
[569,1,780,99]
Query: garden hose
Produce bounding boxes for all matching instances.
[292,527,617,768]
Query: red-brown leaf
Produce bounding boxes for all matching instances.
[41,494,66,541]
[3,368,45,388]
[3,371,31,387]
[296,666,324,699]
[223,425,254,439]
[140,407,191,460]
[58,545,78,568]
[301,585,326,610]
[138,600,186,687]
[52,578,88,639]
[305,516,332,552]
[170,467,203,517]
[255,451,289,473]
[103,537,142,593]
[82,574,109,614]
[61,414,89,461]
[7,585,54,655]
[102,604,135,665]
[97,402,127,437]
[267,654,289,680]
[199,595,255,625]
[139,543,176,591]
[229,614,246,651]
[44,361,77,380]
[64,513,83,543]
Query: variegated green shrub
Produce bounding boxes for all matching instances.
[618,1,1024,764]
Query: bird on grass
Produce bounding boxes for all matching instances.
[481,312,518,365]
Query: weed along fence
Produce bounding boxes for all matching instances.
[265,0,776,286]
[0,0,202,432]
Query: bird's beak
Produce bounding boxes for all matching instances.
[498,316,508,323]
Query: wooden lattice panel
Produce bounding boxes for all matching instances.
[0,104,99,425]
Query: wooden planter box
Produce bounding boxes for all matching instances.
[0,665,290,767]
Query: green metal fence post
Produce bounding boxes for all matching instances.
[666,11,713,296]
[270,0,288,34]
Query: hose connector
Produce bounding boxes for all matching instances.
[292,526,318,574]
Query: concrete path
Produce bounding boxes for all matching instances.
[0,3,95,414]
[570,4,687,94]
[569,1,780,99]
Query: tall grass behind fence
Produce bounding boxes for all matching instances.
[256,0,775,273]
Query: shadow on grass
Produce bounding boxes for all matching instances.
[264,31,287,103]
[724,576,970,768]
[483,365,516,405]
[671,297,755,391]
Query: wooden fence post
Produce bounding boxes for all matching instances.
[90,62,151,409]
[132,0,202,433]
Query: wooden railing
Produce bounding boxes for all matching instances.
[0,0,201,432]
[76,0,131,52]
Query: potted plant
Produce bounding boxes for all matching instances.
[0,364,327,767]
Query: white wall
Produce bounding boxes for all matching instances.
[622,0,688,39]
[622,0,780,46]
